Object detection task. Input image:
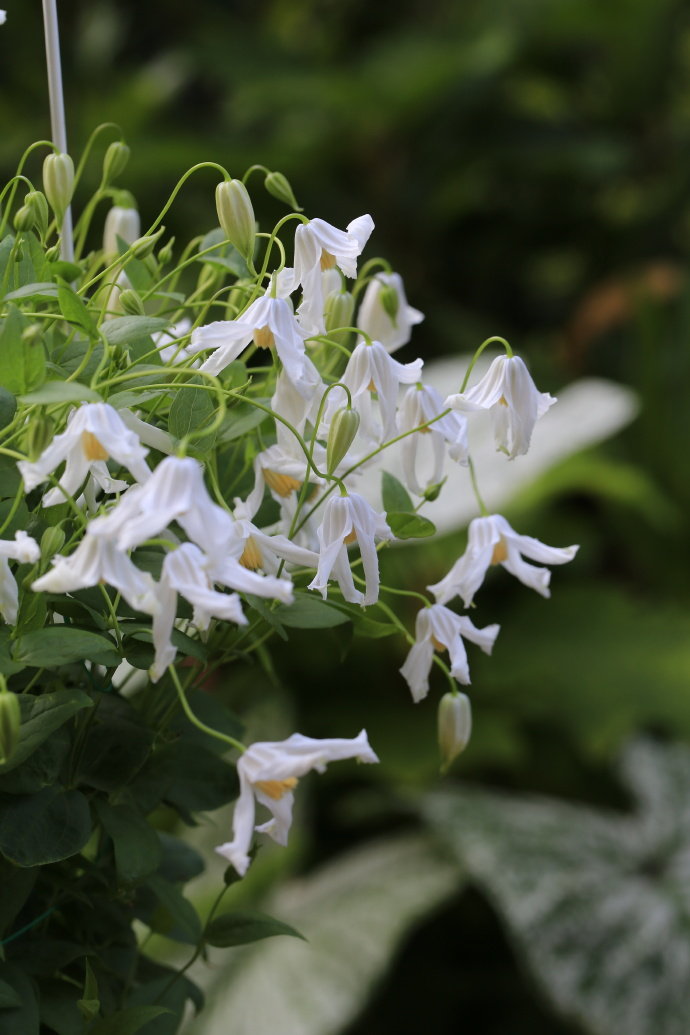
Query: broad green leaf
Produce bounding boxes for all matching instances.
[0,979,21,1009]
[0,688,92,775]
[0,306,31,394]
[101,316,167,346]
[198,228,250,278]
[107,387,172,410]
[0,458,20,501]
[350,613,398,639]
[161,742,238,814]
[19,380,101,405]
[0,860,36,937]
[3,282,58,301]
[0,965,39,1033]
[0,726,70,793]
[96,802,162,883]
[90,1006,171,1035]
[422,739,690,1035]
[76,694,152,792]
[0,387,16,429]
[39,980,84,1035]
[168,379,215,440]
[205,909,305,948]
[382,470,414,513]
[275,595,350,629]
[218,401,272,443]
[156,834,205,884]
[142,875,203,944]
[197,836,461,1035]
[13,627,120,668]
[0,787,92,866]
[127,972,203,1035]
[386,511,436,539]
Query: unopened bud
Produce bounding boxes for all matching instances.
[216,179,256,260]
[264,170,302,211]
[103,205,140,259]
[158,236,175,265]
[25,416,54,461]
[379,282,400,324]
[130,226,165,259]
[102,141,130,185]
[42,152,75,219]
[423,478,446,503]
[119,288,144,316]
[438,692,472,772]
[324,290,355,337]
[40,526,65,562]
[0,687,20,766]
[25,191,50,238]
[13,205,34,233]
[326,406,360,474]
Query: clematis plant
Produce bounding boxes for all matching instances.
[0,14,580,1027]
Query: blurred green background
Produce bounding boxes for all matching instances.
[5,1,690,1031]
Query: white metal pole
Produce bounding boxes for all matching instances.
[42,0,74,261]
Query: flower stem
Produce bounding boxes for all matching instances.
[42,0,74,261]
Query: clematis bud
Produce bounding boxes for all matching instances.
[216,179,256,260]
[379,282,400,324]
[43,152,75,220]
[130,226,165,259]
[40,526,65,562]
[25,191,50,238]
[102,141,130,185]
[25,416,54,462]
[13,205,34,233]
[264,170,302,211]
[119,288,145,316]
[326,406,360,474]
[438,691,472,771]
[324,289,355,340]
[103,204,140,259]
[0,684,20,765]
[158,237,175,265]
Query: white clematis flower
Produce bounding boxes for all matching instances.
[0,11,6,25]
[19,402,152,507]
[293,215,374,335]
[231,498,320,575]
[0,532,40,624]
[215,730,379,876]
[308,491,393,606]
[152,318,195,365]
[335,339,423,444]
[400,603,499,702]
[357,272,424,353]
[189,293,315,396]
[398,383,468,496]
[31,534,159,615]
[445,354,556,459]
[428,513,579,607]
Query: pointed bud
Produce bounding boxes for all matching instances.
[438,692,472,772]
[119,289,145,316]
[264,170,302,211]
[25,416,54,462]
[13,205,34,233]
[423,478,446,503]
[326,406,360,474]
[40,526,65,562]
[130,226,165,259]
[0,686,20,765]
[216,179,256,259]
[42,152,75,220]
[102,141,130,185]
[25,191,50,238]
[158,236,175,265]
[103,204,140,259]
[324,290,355,338]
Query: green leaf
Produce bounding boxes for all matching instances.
[142,875,203,944]
[96,802,162,883]
[422,739,690,1035]
[156,834,205,883]
[0,979,22,1009]
[218,401,272,443]
[39,980,85,1035]
[3,282,58,301]
[350,613,398,639]
[0,726,70,793]
[13,627,120,668]
[101,316,167,346]
[275,595,351,629]
[90,1006,171,1035]
[168,379,215,440]
[382,470,414,513]
[0,688,92,775]
[162,742,238,814]
[205,909,305,947]
[19,380,101,405]
[0,305,44,394]
[386,511,436,539]
[198,228,250,278]
[57,281,97,336]
[0,965,40,1033]
[0,388,17,430]
[0,787,92,866]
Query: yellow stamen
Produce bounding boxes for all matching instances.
[491,539,508,564]
[263,468,301,497]
[254,325,276,349]
[239,535,263,571]
[343,529,358,545]
[431,635,446,652]
[81,431,109,461]
[498,395,509,407]
[255,777,299,800]
[320,249,336,271]
[367,378,377,393]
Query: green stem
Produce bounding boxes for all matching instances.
[168,664,245,753]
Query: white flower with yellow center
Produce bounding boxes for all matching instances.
[231,499,320,575]
[428,514,579,607]
[445,354,556,459]
[18,402,152,507]
[216,730,379,876]
[398,383,468,496]
[357,272,424,354]
[292,215,374,335]
[400,603,500,702]
[0,532,40,624]
[308,491,393,606]
[335,339,423,444]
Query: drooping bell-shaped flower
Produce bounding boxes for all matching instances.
[398,383,468,496]
[400,603,499,702]
[308,491,393,606]
[334,339,423,444]
[357,272,423,353]
[292,215,374,335]
[215,730,379,876]
[0,532,40,624]
[445,355,555,459]
[428,514,579,607]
